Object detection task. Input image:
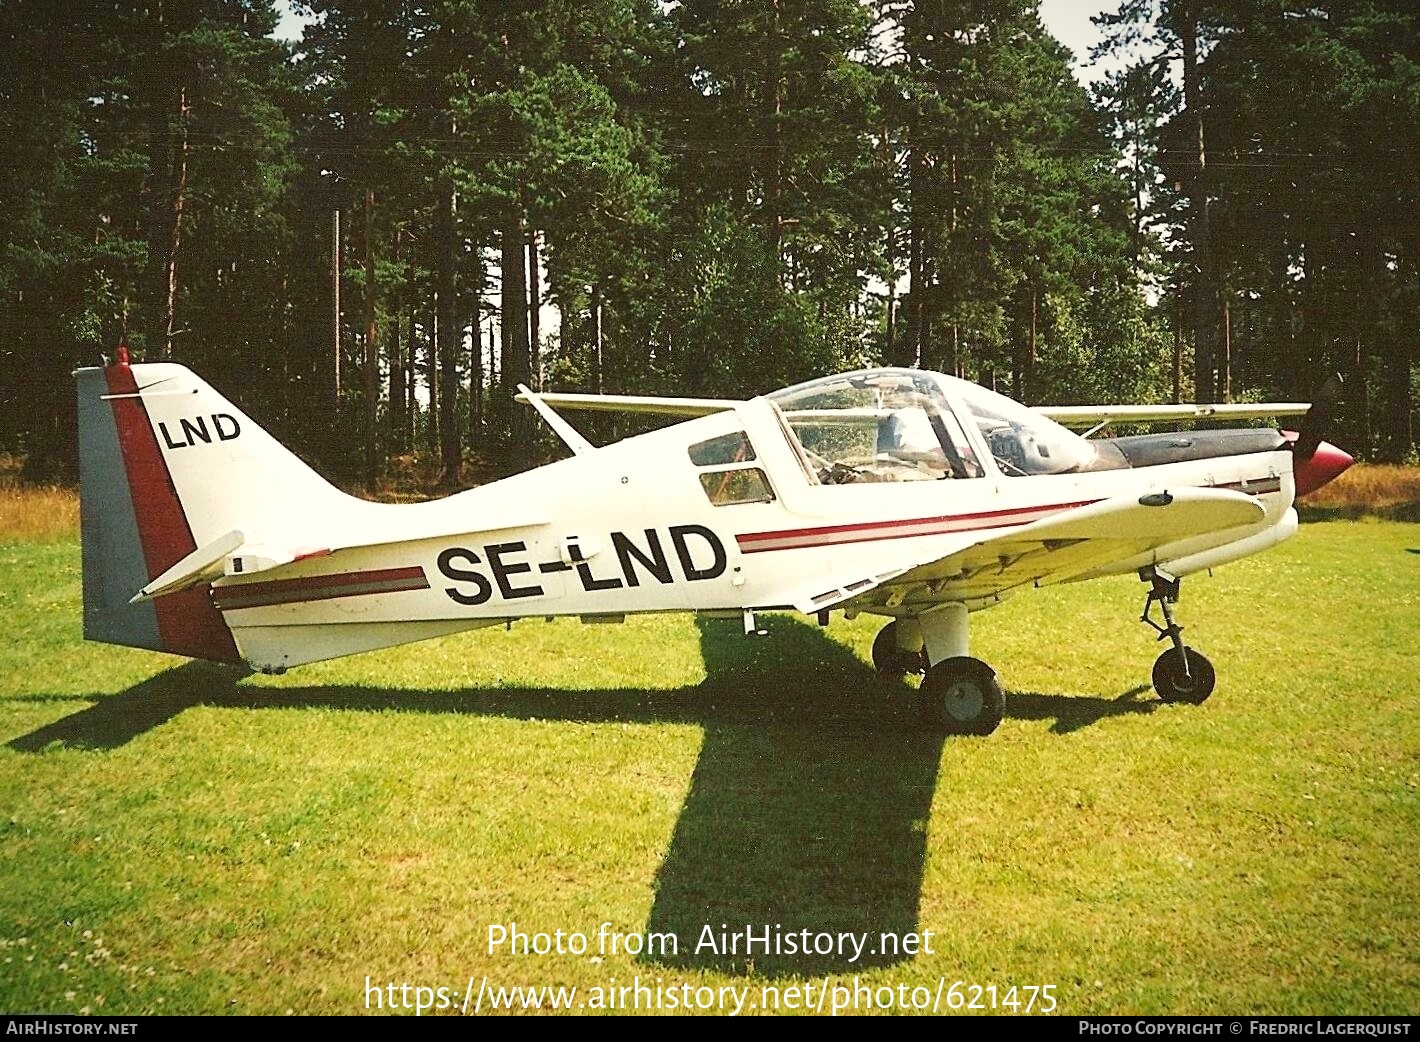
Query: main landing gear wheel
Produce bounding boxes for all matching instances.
[920,657,1005,736]
[1152,647,1216,704]
[872,621,926,678]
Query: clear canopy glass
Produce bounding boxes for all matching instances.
[948,379,1096,476]
[768,368,1095,481]
[768,368,981,483]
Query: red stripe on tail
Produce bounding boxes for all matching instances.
[105,366,241,663]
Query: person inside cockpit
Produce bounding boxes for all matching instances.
[876,407,950,476]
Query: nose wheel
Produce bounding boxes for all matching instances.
[1141,568,1216,704]
[1152,646,1216,704]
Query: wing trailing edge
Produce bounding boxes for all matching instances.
[786,487,1269,615]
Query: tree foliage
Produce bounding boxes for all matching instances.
[2,0,1414,482]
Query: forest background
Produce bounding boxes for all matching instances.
[3,0,1416,490]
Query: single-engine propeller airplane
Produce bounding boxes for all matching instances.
[77,353,1352,735]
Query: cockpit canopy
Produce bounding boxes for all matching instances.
[768,367,1095,482]
[949,377,1097,477]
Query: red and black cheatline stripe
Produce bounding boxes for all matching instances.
[735,499,1098,554]
[735,476,1283,555]
[213,566,430,611]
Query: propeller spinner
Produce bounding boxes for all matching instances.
[1284,375,1353,496]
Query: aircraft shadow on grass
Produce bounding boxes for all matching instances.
[7,617,1155,976]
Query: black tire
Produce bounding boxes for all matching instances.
[872,621,925,678]
[1152,646,1216,704]
[920,657,1005,736]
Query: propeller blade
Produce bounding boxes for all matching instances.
[1293,374,1343,460]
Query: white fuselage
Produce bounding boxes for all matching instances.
[217,395,1296,672]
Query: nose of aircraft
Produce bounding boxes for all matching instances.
[1289,437,1354,497]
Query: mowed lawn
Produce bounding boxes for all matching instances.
[0,521,1415,1015]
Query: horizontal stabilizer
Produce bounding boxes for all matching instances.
[133,517,551,603]
[130,529,245,603]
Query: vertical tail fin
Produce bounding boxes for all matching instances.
[77,359,345,663]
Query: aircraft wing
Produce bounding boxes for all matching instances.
[1039,402,1309,428]
[523,395,1313,426]
[515,390,740,418]
[784,487,1266,615]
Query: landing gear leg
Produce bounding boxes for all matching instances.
[872,618,927,678]
[1140,567,1216,704]
[917,604,1005,736]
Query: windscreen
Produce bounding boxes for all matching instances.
[952,381,1096,476]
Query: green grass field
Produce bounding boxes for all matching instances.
[1,521,1416,1015]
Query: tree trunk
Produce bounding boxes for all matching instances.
[459,262,479,452]
[527,230,542,389]
[426,303,438,458]
[331,209,342,408]
[1014,286,1037,400]
[1354,323,1368,458]
[592,285,604,394]
[407,308,417,450]
[1012,299,1024,401]
[1028,283,1038,399]
[389,230,405,454]
[904,142,924,368]
[1132,92,1146,279]
[1383,262,1417,461]
[1383,329,1413,462]
[932,150,963,374]
[1181,4,1216,403]
[500,204,532,468]
[882,121,898,361]
[470,316,485,448]
[885,254,898,364]
[1300,241,1326,402]
[1220,292,1232,402]
[1173,287,1184,404]
[487,313,498,396]
[436,178,460,488]
[764,0,783,258]
[363,187,378,493]
[159,85,191,359]
[389,311,404,455]
[1353,259,1370,457]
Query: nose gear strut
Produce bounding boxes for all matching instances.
[1139,566,1216,704]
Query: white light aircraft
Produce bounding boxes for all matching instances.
[77,353,1352,735]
